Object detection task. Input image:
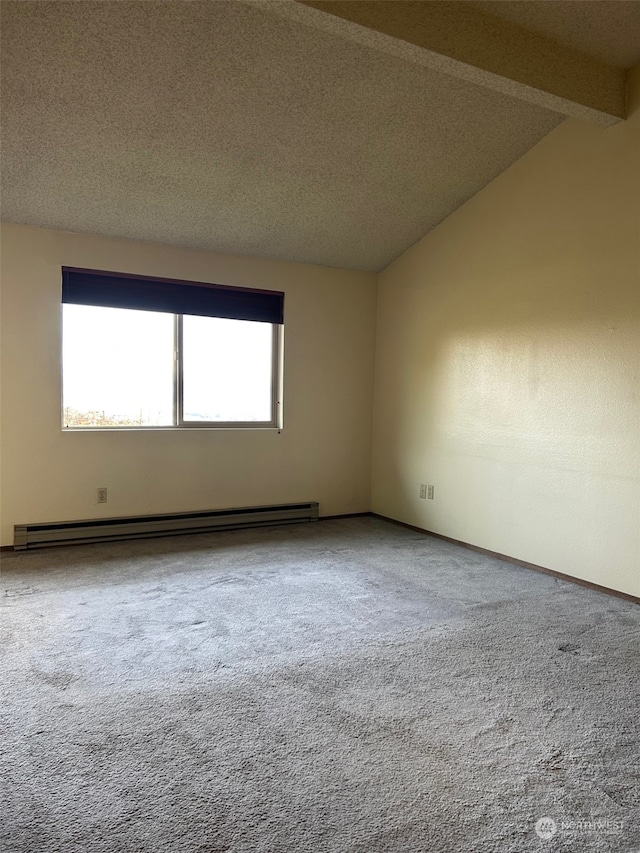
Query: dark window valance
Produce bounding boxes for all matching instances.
[61,267,284,324]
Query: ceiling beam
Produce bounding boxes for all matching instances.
[276,0,626,126]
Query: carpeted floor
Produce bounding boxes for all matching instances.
[1,516,638,853]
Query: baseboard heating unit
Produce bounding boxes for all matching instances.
[14,502,319,550]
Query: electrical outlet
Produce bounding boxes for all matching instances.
[427,484,435,500]
[97,487,108,504]
[419,484,427,499]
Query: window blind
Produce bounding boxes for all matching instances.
[62,267,284,324]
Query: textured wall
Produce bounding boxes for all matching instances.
[371,65,640,597]
[0,225,377,545]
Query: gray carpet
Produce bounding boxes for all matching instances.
[1,516,638,852]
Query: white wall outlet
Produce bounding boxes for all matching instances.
[427,484,435,500]
[97,487,108,504]
[419,484,427,499]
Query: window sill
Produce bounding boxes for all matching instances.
[62,425,282,432]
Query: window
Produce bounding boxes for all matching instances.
[61,268,283,429]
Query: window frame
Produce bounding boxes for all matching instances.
[61,269,284,432]
[175,314,282,430]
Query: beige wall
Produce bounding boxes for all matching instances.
[372,64,640,597]
[0,225,377,545]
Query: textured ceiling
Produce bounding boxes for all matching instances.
[0,1,637,271]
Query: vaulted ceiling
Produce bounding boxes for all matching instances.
[1,1,639,271]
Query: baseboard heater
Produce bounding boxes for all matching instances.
[14,502,319,550]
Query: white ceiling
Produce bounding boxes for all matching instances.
[1,1,638,272]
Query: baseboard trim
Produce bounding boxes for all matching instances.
[319,512,371,521]
[0,545,14,552]
[370,513,640,606]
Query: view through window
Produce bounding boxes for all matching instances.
[63,304,278,428]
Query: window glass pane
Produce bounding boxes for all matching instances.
[182,316,273,423]
[63,304,174,427]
